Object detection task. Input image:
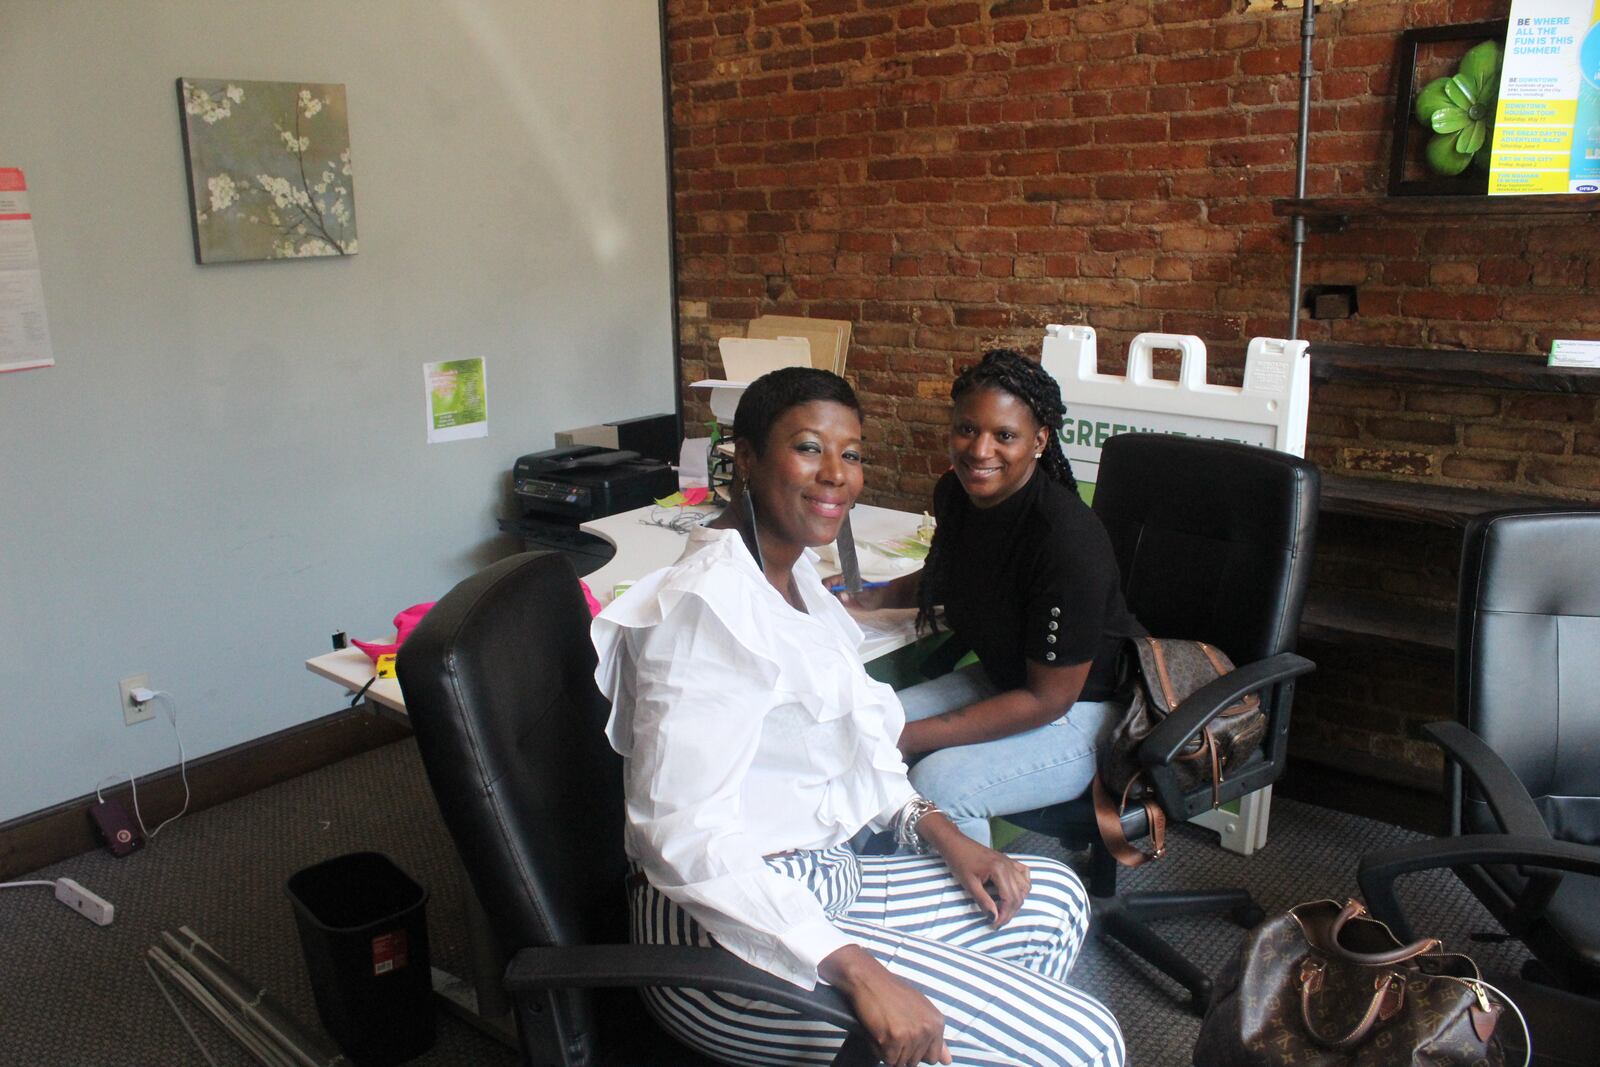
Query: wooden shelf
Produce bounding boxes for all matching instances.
[1320,472,1566,528]
[1300,588,1454,657]
[1274,194,1600,223]
[1310,341,1600,394]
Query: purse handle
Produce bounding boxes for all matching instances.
[1298,960,1405,1051]
[1327,899,1441,966]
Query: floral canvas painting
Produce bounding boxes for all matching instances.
[177,78,357,264]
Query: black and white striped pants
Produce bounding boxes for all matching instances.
[630,846,1124,1067]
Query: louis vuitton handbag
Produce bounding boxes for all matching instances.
[1193,898,1529,1067]
[1093,636,1266,866]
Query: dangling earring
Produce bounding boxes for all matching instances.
[738,485,764,571]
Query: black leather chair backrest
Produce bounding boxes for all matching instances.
[1092,433,1319,666]
[1456,510,1600,846]
[397,551,628,953]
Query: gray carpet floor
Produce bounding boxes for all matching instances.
[0,739,1527,1067]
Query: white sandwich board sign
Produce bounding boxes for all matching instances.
[1040,325,1310,491]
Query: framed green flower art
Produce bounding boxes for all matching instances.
[1388,21,1509,196]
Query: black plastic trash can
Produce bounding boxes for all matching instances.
[286,851,436,1066]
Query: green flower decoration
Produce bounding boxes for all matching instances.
[1413,40,1502,176]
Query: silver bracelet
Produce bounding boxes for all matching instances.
[894,797,941,854]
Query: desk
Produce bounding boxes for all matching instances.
[309,502,927,708]
[305,648,404,717]
[580,502,924,660]
[304,501,926,1044]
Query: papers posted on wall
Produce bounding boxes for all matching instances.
[1489,0,1600,194]
[424,358,488,444]
[0,168,55,373]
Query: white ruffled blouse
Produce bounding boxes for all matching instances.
[592,524,916,989]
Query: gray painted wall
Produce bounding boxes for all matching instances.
[0,1,675,822]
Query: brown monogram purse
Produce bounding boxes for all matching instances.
[1193,898,1528,1067]
[1093,636,1265,866]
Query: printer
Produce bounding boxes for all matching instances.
[511,445,677,524]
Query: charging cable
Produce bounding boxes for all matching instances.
[97,688,192,840]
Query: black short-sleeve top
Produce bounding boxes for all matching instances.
[931,466,1144,702]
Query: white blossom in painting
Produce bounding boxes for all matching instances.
[179,78,358,263]
[182,82,243,124]
[206,174,238,213]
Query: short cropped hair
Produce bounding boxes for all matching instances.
[732,366,862,456]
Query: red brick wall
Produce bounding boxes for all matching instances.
[1309,385,1600,493]
[663,0,1600,783]
[667,0,1599,508]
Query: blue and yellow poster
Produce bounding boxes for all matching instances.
[1489,0,1600,193]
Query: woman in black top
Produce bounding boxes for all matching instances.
[844,349,1144,847]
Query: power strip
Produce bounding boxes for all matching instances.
[55,878,115,926]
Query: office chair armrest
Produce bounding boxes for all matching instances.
[1422,721,1549,839]
[1140,652,1315,768]
[506,943,879,1065]
[1357,833,1600,943]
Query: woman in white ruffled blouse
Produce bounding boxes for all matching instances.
[592,368,1123,1067]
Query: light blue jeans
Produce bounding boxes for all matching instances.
[896,663,1123,848]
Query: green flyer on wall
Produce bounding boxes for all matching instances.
[1489,0,1600,194]
[425,357,488,444]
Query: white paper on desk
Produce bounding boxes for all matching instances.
[0,168,55,374]
[853,607,918,647]
[678,436,710,487]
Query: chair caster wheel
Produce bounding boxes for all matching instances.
[1231,903,1265,928]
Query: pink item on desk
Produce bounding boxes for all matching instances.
[351,601,436,663]
[579,580,603,617]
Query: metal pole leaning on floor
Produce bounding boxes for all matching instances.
[163,927,346,1067]
[147,946,300,1067]
[146,928,346,1067]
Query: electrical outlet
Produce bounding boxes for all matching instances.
[119,674,154,725]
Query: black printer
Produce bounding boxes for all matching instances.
[499,445,678,577]
[511,445,677,523]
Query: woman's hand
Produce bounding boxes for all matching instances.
[918,812,1032,927]
[820,574,896,612]
[820,945,951,1067]
[820,570,921,613]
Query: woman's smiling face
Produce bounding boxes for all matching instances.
[948,386,1048,509]
[742,399,865,550]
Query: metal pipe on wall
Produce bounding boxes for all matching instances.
[1288,0,1318,340]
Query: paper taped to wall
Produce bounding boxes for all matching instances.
[0,167,56,374]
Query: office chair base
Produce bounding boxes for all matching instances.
[1093,888,1264,1014]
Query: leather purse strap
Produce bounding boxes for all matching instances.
[1205,729,1221,808]
[1147,637,1177,710]
[1092,774,1167,867]
[1328,899,1441,966]
[1298,959,1407,1051]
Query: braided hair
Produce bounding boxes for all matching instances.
[915,349,1078,634]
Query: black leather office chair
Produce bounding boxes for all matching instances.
[1357,508,1600,999]
[1009,433,1319,1010]
[397,551,877,1067]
